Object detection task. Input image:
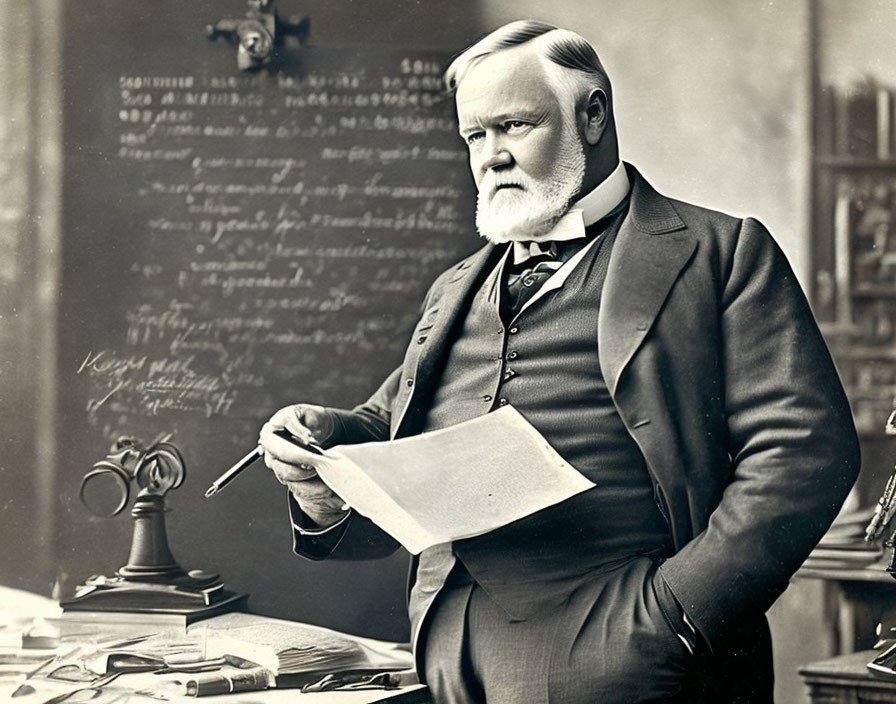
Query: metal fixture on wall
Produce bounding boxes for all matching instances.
[206,0,310,71]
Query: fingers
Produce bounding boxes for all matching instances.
[268,404,336,446]
[259,420,324,465]
[264,450,318,484]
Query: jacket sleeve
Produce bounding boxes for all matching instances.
[286,257,472,561]
[658,217,861,649]
[289,367,403,561]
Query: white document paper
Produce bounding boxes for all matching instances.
[318,406,595,555]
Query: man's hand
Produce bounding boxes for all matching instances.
[259,404,349,529]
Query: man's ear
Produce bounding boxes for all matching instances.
[583,88,609,145]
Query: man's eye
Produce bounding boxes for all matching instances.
[465,132,485,145]
[504,121,528,132]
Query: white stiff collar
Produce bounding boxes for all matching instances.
[512,161,629,264]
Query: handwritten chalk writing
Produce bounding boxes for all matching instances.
[119,76,194,89]
[78,350,147,380]
[253,292,365,312]
[148,217,193,232]
[187,199,243,216]
[121,90,153,106]
[155,91,266,108]
[426,147,467,162]
[381,75,442,91]
[80,52,473,428]
[86,381,126,414]
[283,90,442,110]
[400,58,442,75]
[118,109,195,124]
[119,146,193,161]
[189,260,267,273]
[278,73,364,90]
[319,145,430,166]
[146,124,203,138]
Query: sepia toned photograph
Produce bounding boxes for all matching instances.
[1,2,895,702]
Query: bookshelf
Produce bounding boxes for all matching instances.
[811,74,896,438]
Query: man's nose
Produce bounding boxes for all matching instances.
[479,133,512,173]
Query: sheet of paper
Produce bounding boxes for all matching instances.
[319,406,595,555]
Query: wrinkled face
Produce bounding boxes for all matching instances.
[456,46,585,243]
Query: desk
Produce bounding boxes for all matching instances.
[799,650,896,703]
[798,564,896,653]
[0,585,431,704]
[0,680,430,703]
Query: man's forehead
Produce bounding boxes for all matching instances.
[455,46,561,120]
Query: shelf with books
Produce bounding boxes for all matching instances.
[816,156,896,170]
[815,80,895,162]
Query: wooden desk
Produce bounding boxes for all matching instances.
[800,650,896,703]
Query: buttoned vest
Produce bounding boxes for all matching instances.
[411,219,671,620]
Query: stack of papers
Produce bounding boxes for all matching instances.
[197,612,412,679]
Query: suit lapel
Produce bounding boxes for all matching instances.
[391,243,502,438]
[599,168,697,395]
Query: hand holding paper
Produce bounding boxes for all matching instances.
[317,406,594,554]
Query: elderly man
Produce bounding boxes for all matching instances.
[259,20,860,704]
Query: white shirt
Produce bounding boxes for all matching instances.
[506,162,631,316]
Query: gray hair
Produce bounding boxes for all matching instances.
[444,20,612,104]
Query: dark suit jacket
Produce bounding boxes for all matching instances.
[292,165,860,669]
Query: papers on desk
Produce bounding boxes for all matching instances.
[319,405,595,555]
[1,610,416,700]
[197,611,413,681]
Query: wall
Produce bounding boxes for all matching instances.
[816,0,896,89]
[0,0,61,595]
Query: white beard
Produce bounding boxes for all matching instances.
[475,134,586,245]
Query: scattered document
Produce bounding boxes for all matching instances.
[319,405,595,554]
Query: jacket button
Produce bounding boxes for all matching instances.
[406,378,414,387]
[507,351,518,360]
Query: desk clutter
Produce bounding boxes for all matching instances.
[0,586,418,702]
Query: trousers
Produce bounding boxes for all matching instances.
[421,556,701,704]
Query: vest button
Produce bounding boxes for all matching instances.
[498,398,509,406]
[483,394,493,402]
[507,351,518,360]
[503,368,516,381]
[417,336,426,344]
[406,378,414,387]
[509,326,519,334]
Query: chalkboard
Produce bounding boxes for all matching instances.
[57,3,478,640]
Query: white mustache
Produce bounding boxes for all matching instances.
[480,172,529,199]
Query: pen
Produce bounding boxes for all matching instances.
[204,429,322,499]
